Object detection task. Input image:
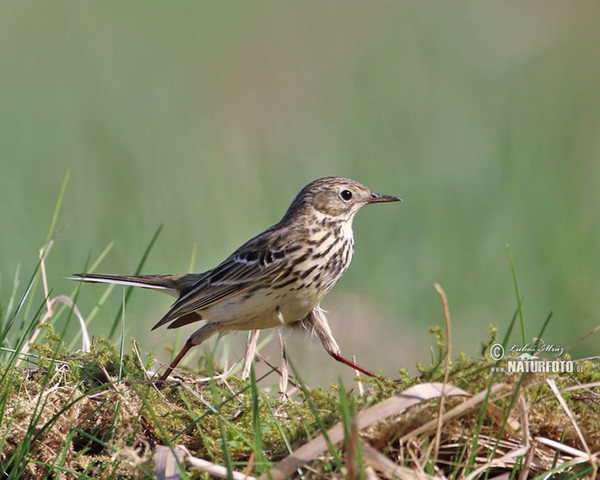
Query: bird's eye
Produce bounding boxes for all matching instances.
[340,189,353,201]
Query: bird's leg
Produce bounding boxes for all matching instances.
[311,308,377,377]
[242,330,260,379]
[277,330,289,398]
[308,307,377,377]
[156,341,193,384]
[156,322,220,384]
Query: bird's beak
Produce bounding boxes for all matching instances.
[368,192,402,204]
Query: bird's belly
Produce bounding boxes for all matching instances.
[202,287,319,331]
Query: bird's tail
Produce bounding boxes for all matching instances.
[69,273,202,297]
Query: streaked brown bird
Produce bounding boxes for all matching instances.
[73,177,401,382]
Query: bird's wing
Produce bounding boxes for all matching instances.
[152,229,300,330]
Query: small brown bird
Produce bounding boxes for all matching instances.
[73,177,401,382]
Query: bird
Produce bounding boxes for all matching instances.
[72,177,401,383]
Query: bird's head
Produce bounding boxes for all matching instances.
[283,177,401,222]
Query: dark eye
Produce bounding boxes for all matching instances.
[340,189,353,201]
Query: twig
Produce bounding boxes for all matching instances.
[565,324,600,351]
[254,353,299,389]
[132,339,153,383]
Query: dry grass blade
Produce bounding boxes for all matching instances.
[516,393,529,446]
[517,393,533,480]
[345,417,359,480]
[154,445,259,480]
[361,440,436,480]
[185,446,258,480]
[546,378,593,457]
[432,283,452,461]
[463,445,530,480]
[262,382,469,480]
[399,383,508,443]
[546,377,598,475]
[154,445,186,480]
[365,465,379,480]
[17,242,90,366]
[519,441,536,480]
[244,451,256,478]
[560,381,600,393]
[534,436,597,460]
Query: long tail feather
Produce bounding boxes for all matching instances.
[69,273,194,297]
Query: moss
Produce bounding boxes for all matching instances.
[2,325,599,478]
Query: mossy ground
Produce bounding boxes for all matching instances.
[1,326,599,479]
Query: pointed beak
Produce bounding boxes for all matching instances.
[368,192,402,204]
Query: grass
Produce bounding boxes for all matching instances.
[1,231,599,479]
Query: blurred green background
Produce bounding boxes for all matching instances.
[2,3,599,382]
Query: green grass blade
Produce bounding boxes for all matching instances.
[171,368,275,443]
[45,171,70,243]
[108,224,163,339]
[337,380,364,478]
[260,390,294,456]
[66,242,115,350]
[506,245,526,344]
[488,311,554,464]
[288,357,344,472]
[250,366,269,474]
[1,258,44,345]
[22,172,69,324]
[5,263,21,322]
[207,355,234,480]
[0,299,47,380]
[118,289,125,380]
